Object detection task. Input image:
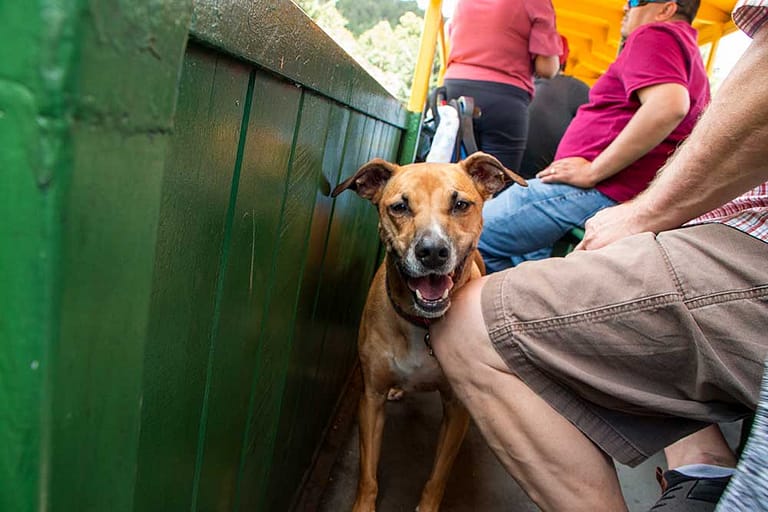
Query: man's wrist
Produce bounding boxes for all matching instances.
[629,196,678,233]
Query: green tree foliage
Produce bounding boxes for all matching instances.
[296,0,359,56]
[357,12,426,100]
[335,0,420,36]
[294,0,436,101]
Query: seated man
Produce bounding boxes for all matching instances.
[431,1,768,510]
[479,0,710,272]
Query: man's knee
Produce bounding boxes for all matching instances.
[431,276,493,373]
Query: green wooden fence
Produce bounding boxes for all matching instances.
[0,1,407,511]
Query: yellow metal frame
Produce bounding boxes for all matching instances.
[407,0,445,114]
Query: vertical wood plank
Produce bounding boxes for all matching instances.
[133,46,249,512]
[193,72,301,512]
[310,114,375,425]
[262,103,353,512]
[324,116,381,402]
[235,90,335,511]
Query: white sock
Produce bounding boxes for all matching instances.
[672,463,735,478]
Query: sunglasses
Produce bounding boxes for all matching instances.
[626,0,677,8]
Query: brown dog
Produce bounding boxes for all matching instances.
[331,152,526,512]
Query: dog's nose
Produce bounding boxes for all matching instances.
[415,237,450,269]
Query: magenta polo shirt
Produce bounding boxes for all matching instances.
[555,21,711,202]
[444,0,561,96]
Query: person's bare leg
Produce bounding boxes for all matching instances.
[431,277,628,511]
[664,424,737,469]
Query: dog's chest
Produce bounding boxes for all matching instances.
[391,330,444,391]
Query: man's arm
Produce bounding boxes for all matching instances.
[534,54,559,79]
[537,82,690,187]
[588,83,689,182]
[578,24,768,250]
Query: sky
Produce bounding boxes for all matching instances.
[710,30,752,86]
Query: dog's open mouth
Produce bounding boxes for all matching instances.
[406,273,455,313]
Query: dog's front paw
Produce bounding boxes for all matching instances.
[386,387,405,401]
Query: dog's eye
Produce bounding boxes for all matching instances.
[389,201,409,215]
[453,200,471,212]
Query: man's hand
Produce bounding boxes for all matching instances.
[575,201,648,251]
[537,157,599,188]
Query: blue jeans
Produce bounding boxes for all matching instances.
[478,179,617,273]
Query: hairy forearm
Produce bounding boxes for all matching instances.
[630,26,768,231]
[589,84,689,183]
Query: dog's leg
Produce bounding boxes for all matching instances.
[353,385,388,512]
[417,392,470,512]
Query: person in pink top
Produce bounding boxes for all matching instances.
[477,0,710,272]
[429,0,768,509]
[444,0,561,171]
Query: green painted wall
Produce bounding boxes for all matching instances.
[0,1,406,511]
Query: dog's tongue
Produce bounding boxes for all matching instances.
[407,274,454,301]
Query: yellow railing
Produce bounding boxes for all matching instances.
[406,0,445,114]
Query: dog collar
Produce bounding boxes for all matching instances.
[385,276,436,356]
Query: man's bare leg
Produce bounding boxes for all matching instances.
[431,277,628,511]
[665,424,737,469]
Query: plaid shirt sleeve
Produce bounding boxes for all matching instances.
[733,0,768,37]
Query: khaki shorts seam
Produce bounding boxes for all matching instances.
[488,286,768,338]
[656,235,686,296]
[487,292,681,336]
[684,285,768,310]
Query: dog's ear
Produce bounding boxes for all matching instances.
[331,158,397,202]
[461,152,527,199]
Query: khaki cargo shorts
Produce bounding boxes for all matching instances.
[481,224,768,466]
